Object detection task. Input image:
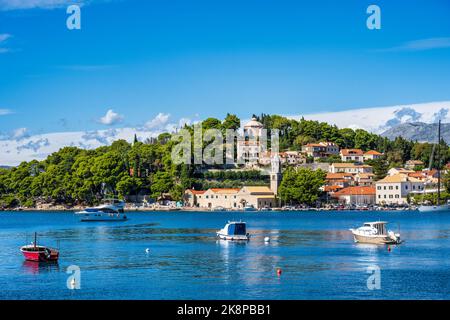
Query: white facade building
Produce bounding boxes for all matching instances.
[375,174,424,205]
[237,117,265,165]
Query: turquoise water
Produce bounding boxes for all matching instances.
[0,210,449,300]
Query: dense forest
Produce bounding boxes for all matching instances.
[1,113,450,208]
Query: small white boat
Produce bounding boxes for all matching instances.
[350,221,401,245]
[418,204,450,212]
[217,221,250,241]
[243,204,257,211]
[211,206,226,212]
[75,199,127,222]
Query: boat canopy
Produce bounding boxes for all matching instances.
[363,221,388,235]
[227,223,247,236]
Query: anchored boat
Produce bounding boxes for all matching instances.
[350,221,401,244]
[20,232,59,262]
[75,198,127,222]
[217,221,250,241]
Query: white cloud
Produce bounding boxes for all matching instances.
[296,101,450,134]
[0,33,11,42]
[0,0,80,10]
[380,37,450,52]
[0,125,178,166]
[0,33,12,53]
[99,109,124,125]
[0,108,12,116]
[11,127,29,140]
[145,113,170,129]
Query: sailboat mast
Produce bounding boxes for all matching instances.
[437,120,441,206]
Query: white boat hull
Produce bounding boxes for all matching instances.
[217,232,249,241]
[76,212,128,222]
[351,233,399,244]
[418,205,449,212]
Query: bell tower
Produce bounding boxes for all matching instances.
[270,153,282,196]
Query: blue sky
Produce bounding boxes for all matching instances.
[1,0,450,164]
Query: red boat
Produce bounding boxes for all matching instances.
[20,233,59,262]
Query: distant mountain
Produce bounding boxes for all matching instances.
[0,165,12,169]
[381,122,450,143]
[297,100,450,134]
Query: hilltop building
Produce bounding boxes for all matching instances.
[363,150,383,161]
[405,160,425,170]
[340,149,364,162]
[329,163,373,174]
[237,117,265,165]
[302,142,339,158]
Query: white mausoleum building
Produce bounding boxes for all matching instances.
[237,117,265,165]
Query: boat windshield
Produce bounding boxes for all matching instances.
[228,223,246,235]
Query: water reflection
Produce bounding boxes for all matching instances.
[22,261,59,275]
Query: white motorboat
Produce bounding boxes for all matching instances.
[211,206,226,212]
[217,221,250,241]
[75,199,127,222]
[349,221,401,245]
[418,204,449,212]
[243,204,257,211]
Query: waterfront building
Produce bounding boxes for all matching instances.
[363,150,383,161]
[193,188,241,209]
[375,174,424,205]
[329,163,373,174]
[332,186,376,205]
[184,189,206,207]
[237,186,276,209]
[340,149,364,162]
[184,186,276,209]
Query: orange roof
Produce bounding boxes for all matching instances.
[324,185,343,192]
[186,189,206,195]
[305,143,324,147]
[210,188,240,194]
[333,186,376,196]
[407,172,424,178]
[364,150,382,155]
[340,149,364,156]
